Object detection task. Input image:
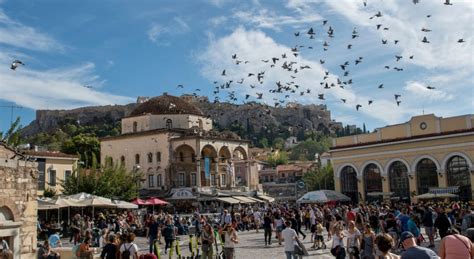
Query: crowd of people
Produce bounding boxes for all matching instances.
[33,200,474,259]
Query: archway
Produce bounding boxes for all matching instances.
[201,145,218,186]
[388,161,410,202]
[416,158,439,195]
[233,146,248,161]
[175,144,196,163]
[364,163,382,201]
[218,146,232,163]
[340,166,358,203]
[446,156,472,201]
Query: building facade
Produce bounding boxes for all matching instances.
[24,151,78,196]
[329,114,474,203]
[100,94,256,196]
[0,142,38,259]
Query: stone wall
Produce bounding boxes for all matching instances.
[0,144,38,259]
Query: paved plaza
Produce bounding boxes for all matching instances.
[58,228,440,258]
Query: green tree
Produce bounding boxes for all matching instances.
[62,133,100,167]
[266,150,289,167]
[61,159,140,200]
[272,137,285,150]
[289,137,331,161]
[258,137,269,148]
[303,164,334,191]
[0,117,23,146]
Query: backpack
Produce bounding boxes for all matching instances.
[121,244,132,259]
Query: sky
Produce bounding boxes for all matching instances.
[0,0,473,133]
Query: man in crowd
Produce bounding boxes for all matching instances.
[400,231,439,259]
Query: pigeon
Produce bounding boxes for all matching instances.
[396,100,401,106]
[176,84,184,88]
[307,27,315,35]
[294,32,300,37]
[394,40,399,44]
[413,0,420,4]
[318,94,325,100]
[409,55,414,59]
[221,69,226,76]
[341,99,347,103]
[394,94,401,100]
[232,54,237,59]
[356,104,362,111]
[458,39,465,43]
[347,44,352,49]
[320,59,325,64]
[84,85,93,89]
[382,39,388,44]
[444,0,452,6]
[256,93,263,99]
[10,60,24,70]
[422,37,430,43]
[421,28,431,32]
[368,100,373,105]
[378,84,384,89]
[395,55,403,61]
[322,20,328,25]
[376,24,382,30]
[384,66,390,69]
[426,86,436,90]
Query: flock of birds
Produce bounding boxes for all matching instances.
[7,0,465,116]
[173,0,465,113]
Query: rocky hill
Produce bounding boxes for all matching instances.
[21,94,343,141]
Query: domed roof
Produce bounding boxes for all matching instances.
[130,94,204,117]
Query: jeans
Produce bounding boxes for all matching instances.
[264,228,272,245]
[285,251,301,259]
[164,238,173,252]
[149,236,157,253]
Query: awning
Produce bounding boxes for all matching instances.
[367,192,394,197]
[257,195,275,202]
[113,200,139,209]
[232,196,256,203]
[216,197,241,204]
[245,196,264,203]
[37,199,60,210]
[429,187,459,194]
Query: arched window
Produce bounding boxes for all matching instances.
[447,156,471,201]
[156,152,161,162]
[133,121,138,133]
[364,164,383,199]
[340,166,358,203]
[179,152,184,162]
[416,158,438,195]
[147,152,153,163]
[388,161,410,201]
[157,174,162,187]
[135,154,140,165]
[166,119,173,129]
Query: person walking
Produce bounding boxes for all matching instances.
[438,228,474,259]
[162,218,176,254]
[100,234,118,259]
[331,222,346,259]
[281,220,300,259]
[375,234,400,259]
[347,220,361,259]
[399,231,439,259]
[263,211,274,246]
[360,224,375,259]
[119,233,139,259]
[146,216,160,253]
[200,224,215,259]
[223,224,239,259]
[274,213,284,246]
[422,207,435,248]
[434,208,451,239]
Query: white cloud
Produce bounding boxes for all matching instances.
[147,17,190,44]
[0,9,64,52]
[233,8,322,31]
[198,27,412,124]
[0,53,133,109]
[404,81,454,101]
[208,16,228,27]
[0,10,133,110]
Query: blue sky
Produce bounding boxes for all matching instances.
[0,0,472,133]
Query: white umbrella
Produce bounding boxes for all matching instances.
[415,193,458,199]
[297,190,351,203]
[113,200,138,209]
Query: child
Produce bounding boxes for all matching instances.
[315,221,326,249]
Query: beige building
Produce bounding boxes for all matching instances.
[100,94,256,196]
[24,150,79,196]
[329,114,474,203]
[0,142,38,259]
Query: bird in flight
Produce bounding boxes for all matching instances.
[426,86,436,90]
[221,69,226,76]
[368,100,373,105]
[341,99,346,103]
[11,60,24,70]
[176,84,184,88]
[444,0,453,6]
[356,104,362,111]
[378,84,384,89]
[422,36,430,43]
[458,39,465,43]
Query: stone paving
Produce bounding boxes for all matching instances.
[58,227,441,258]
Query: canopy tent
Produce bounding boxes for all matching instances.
[216,197,241,204]
[297,190,351,204]
[37,198,60,210]
[113,200,139,209]
[415,192,458,199]
[256,195,275,203]
[131,198,151,205]
[146,197,168,205]
[232,196,256,204]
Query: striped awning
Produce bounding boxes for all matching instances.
[429,186,459,194]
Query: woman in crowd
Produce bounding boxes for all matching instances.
[331,222,346,259]
[119,233,139,259]
[100,234,118,259]
[76,237,93,259]
[438,228,474,259]
[361,224,376,259]
[223,223,239,259]
[200,224,215,259]
[346,220,361,259]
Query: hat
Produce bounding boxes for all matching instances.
[400,231,414,243]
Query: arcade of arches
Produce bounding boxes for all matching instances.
[335,153,473,202]
[331,114,474,203]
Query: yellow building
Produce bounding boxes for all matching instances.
[329,114,474,203]
[24,150,79,196]
[100,94,256,196]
